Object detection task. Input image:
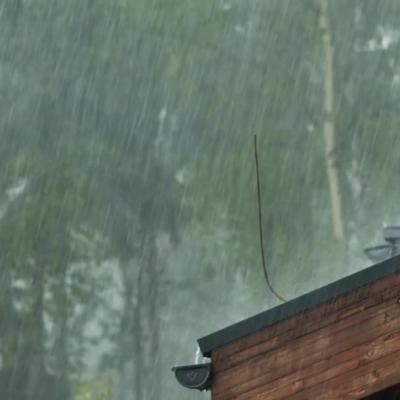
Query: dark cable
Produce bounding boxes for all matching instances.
[254,135,287,302]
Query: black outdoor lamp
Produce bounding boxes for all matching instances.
[171,362,212,391]
[364,226,400,262]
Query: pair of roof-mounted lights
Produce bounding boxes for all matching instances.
[364,226,400,262]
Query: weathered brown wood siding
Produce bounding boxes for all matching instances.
[211,274,400,399]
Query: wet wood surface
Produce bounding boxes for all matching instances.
[211,274,400,399]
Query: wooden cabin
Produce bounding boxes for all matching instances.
[173,254,400,399]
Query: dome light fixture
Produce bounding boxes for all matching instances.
[364,226,400,263]
[171,362,212,391]
[364,244,394,263]
[383,226,400,244]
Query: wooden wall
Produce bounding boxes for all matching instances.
[211,274,400,399]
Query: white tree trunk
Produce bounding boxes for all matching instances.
[319,0,345,241]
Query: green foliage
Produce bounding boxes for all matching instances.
[72,376,112,400]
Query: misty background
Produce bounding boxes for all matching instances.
[0,0,399,399]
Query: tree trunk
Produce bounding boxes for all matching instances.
[133,262,145,400]
[31,263,46,370]
[26,261,46,400]
[112,258,145,400]
[147,237,160,400]
[319,0,345,241]
[54,261,70,379]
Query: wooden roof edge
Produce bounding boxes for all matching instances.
[198,254,400,357]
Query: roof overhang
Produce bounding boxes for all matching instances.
[198,254,400,357]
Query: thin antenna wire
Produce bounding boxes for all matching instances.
[254,135,287,302]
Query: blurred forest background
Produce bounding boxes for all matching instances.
[1,0,400,399]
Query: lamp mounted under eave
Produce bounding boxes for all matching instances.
[171,362,212,391]
[364,226,400,263]
[364,244,393,263]
[383,226,400,245]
